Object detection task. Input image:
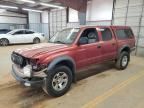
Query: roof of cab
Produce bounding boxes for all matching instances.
[78,25,131,29]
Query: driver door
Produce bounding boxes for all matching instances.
[12,30,26,43]
[75,28,102,69]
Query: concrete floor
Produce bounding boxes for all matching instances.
[0,44,144,108]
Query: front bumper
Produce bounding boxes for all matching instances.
[11,64,46,87]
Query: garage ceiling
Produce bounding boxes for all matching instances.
[0,0,89,15]
[0,0,64,14]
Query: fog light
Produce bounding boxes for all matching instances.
[23,65,32,77]
[24,82,31,87]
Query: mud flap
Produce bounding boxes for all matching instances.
[42,77,49,94]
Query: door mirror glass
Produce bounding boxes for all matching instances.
[78,37,88,45]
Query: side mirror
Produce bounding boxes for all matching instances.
[78,37,88,45]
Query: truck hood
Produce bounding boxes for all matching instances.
[14,43,69,58]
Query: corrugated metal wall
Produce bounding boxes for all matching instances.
[49,8,111,38]
[113,0,144,56]
[67,20,111,27]
[49,9,67,38]
[49,0,144,57]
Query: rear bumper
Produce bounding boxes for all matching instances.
[11,65,45,87]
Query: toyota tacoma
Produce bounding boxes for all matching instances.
[11,26,135,97]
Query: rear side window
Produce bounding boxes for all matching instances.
[125,29,133,37]
[101,28,112,41]
[25,30,34,34]
[116,29,133,39]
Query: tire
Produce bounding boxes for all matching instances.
[43,65,73,97]
[115,51,130,70]
[0,38,9,46]
[33,38,40,44]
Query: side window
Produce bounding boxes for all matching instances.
[13,30,25,35]
[80,28,99,44]
[101,28,112,41]
[25,30,34,34]
[124,29,133,37]
[116,29,133,39]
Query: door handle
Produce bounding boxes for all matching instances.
[97,45,101,48]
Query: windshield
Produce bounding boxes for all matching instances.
[49,28,80,44]
[7,30,17,35]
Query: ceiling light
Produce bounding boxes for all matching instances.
[0,5,18,9]
[40,3,65,9]
[19,0,36,4]
[0,9,6,13]
[22,8,43,13]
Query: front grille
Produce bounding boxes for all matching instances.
[11,52,27,67]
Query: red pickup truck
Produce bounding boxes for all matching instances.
[11,26,135,97]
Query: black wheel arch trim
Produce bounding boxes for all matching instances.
[0,38,9,43]
[33,37,40,42]
[47,55,76,82]
[117,45,130,59]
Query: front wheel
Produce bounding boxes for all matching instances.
[0,38,9,46]
[43,66,73,97]
[115,51,130,70]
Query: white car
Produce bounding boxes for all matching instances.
[0,29,45,46]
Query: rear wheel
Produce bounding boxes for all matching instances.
[33,38,40,44]
[0,38,9,46]
[43,65,73,97]
[115,51,130,70]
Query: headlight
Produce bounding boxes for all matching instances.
[30,58,46,72]
[23,65,32,77]
[32,64,46,71]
